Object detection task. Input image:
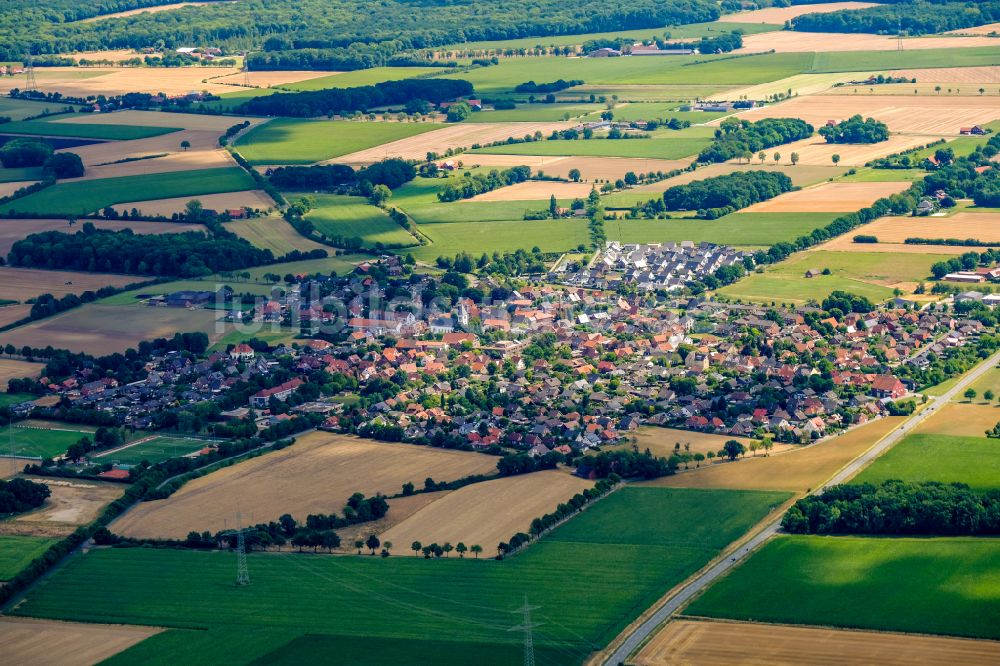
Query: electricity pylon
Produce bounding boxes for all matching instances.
[509,595,541,666]
[220,509,252,586]
[24,55,37,93]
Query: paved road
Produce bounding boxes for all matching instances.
[602,348,1000,665]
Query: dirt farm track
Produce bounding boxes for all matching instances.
[112,433,498,539]
[632,619,1000,666]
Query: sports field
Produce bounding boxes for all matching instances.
[16,487,789,664]
[5,167,257,216]
[305,195,416,248]
[686,535,1000,640]
[853,433,1000,490]
[112,433,499,539]
[0,535,58,580]
[93,435,215,466]
[0,421,96,459]
[716,250,948,305]
[234,119,441,165]
[634,619,1000,666]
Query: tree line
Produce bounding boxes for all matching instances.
[819,115,889,144]
[436,165,532,202]
[237,79,473,118]
[0,477,50,515]
[697,117,814,164]
[783,480,1000,536]
[791,0,1000,36]
[661,170,795,218]
[267,158,416,192]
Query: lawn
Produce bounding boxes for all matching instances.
[0,119,180,140]
[5,167,257,216]
[305,195,416,248]
[411,218,591,261]
[277,67,441,91]
[853,434,1000,490]
[0,421,95,459]
[605,212,841,247]
[717,250,948,305]
[208,326,300,353]
[686,535,1000,640]
[14,487,786,664]
[0,535,58,580]
[0,392,35,408]
[234,119,441,165]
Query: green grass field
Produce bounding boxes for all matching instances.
[15,487,787,664]
[0,393,35,408]
[412,219,591,261]
[686,535,1000,640]
[234,119,441,165]
[0,119,180,140]
[596,104,726,124]
[853,434,1000,490]
[94,436,215,466]
[471,134,711,159]
[208,326,300,353]
[717,250,948,305]
[0,98,81,121]
[0,535,58,580]
[435,52,814,94]
[202,87,282,112]
[467,103,604,123]
[837,167,926,183]
[442,21,780,51]
[0,422,95,459]
[604,212,840,247]
[809,46,1000,73]
[406,199,577,225]
[305,195,416,248]
[5,167,256,216]
[0,166,43,183]
[278,67,441,91]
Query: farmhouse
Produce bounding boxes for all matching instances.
[249,377,305,408]
[588,47,621,57]
[629,44,696,56]
[870,375,906,399]
[229,343,255,361]
[943,272,986,283]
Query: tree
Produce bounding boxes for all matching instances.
[762,438,774,456]
[180,140,191,151]
[964,388,977,401]
[723,439,745,461]
[758,151,766,164]
[772,152,781,164]
[43,152,84,179]
[184,199,204,221]
[549,194,558,217]
[383,540,393,556]
[322,531,341,552]
[446,101,472,122]
[749,440,760,457]
[568,168,581,182]
[470,544,483,558]
[985,390,995,402]
[369,183,391,206]
[443,542,453,557]
[456,542,468,557]
[0,138,53,168]
[354,539,364,555]
[411,540,422,556]
[365,534,380,555]
[832,154,841,166]
[790,152,799,166]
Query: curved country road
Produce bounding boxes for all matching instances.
[602,347,1000,665]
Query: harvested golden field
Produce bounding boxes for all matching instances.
[336,491,449,552]
[333,122,575,164]
[633,619,1000,666]
[945,22,1000,36]
[79,2,228,22]
[0,618,161,666]
[381,469,592,549]
[0,218,201,256]
[470,180,594,201]
[0,266,138,301]
[745,181,911,213]
[913,402,1000,438]
[0,304,31,329]
[890,65,1000,84]
[629,163,843,194]
[227,215,329,255]
[0,358,43,390]
[0,180,38,198]
[627,427,766,458]
[81,148,236,179]
[644,417,904,492]
[739,31,999,53]
[719,2,879,24]
[817,211,1000,252]
[210,70,339,87]
[113,433,499,539]
[467,154,689,181]
[746,134,940,167]
[0,304,225,356]
[827,83,1000,97]
[0,67,243,97]
[0,479,126,538]
[111,189,275,216]
[726,95,1000,136]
